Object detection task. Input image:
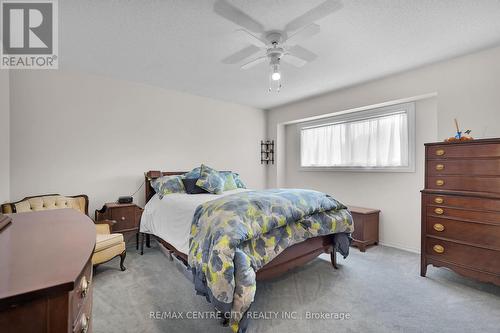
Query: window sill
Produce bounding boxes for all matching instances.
[299,166,415,173]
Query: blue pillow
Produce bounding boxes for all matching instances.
[151,175,185,199]
[195,164,225,194]
[232,173,247,189]
[219,172,238,191]
[184,167,201,179]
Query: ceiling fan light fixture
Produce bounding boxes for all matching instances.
[215,0,342,93]
[271,64,281,81]
[269,60,282,92]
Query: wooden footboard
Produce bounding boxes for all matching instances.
[153,234,336,281]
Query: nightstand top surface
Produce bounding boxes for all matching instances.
[347,205,380,215]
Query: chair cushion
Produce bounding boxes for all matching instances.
[95,223,110,235]
[92,242,126,265]
[95,233,124,252]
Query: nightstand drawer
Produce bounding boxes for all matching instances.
[111,207,137,231]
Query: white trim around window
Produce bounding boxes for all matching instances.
[299,102,416,172]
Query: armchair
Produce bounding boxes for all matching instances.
[1,194,126,271]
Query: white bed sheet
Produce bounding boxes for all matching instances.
[140,189,250,254]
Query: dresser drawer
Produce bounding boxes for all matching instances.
[427,159,500,176]
[425,194,500,211]
[72,289,92,333]
[427,175,500,194]
[111,206,137,231]
[426,216,500,249]
[71,258,92,326]
[426,237,500,274]
[426,205,500,225]
[427,143,500,159]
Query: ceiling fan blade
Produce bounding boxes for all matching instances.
[288,45,318,62]
[283,46,318,67]
[241,56,267,70]
[214,0,265,34]
[236,29,267,47]
[222,45,261,64]
[282,54,307,68]
[284,0,343,32]
[285,24,320,46]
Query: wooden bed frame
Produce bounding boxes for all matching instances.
[144,170,338,280]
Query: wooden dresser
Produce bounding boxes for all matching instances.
[421,138,500,285]
[0,209,96,333]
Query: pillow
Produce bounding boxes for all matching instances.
[232,173,247,189]
[219,171,238,191]
[151,175,185,199]
[196,164,225,194]
[182,178,209,194]
[184,167,201,179]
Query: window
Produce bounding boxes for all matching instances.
[300,102,415,172]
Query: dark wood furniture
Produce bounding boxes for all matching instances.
[421,138,500,286]
[95,202,143,246]
[143,170,341,280]
[0,213,12,231]
[0,209,95,333]
[348,205,380,252]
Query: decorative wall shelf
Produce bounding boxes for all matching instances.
[261,140,274,165]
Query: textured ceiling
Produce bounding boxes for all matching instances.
[60,0,500,109]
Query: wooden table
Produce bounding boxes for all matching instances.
[0,209,96,333]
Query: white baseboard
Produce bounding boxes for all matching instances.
[378,241,420,254]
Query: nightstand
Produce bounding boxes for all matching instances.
[95,202,143,246]
[347,206,380,252]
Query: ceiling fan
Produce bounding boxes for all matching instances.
[214,0,343,92]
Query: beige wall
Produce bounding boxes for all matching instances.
[267,46,500,252]
[0,70,9,203]
[9,70,266,214]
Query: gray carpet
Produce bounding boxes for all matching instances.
[93,243,500,333]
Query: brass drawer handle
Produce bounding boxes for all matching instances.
[433,244,445,254]
[435,149,445,156]
[434,197,444,204]
[80,315,89,333]
[434,208,444,215]
[433,223,445,232]
[435,164,444,171]
[121,216,126,221]
[436,179,444,186]
[80,276,90,298]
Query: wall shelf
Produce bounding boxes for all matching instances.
[261,140,274,165]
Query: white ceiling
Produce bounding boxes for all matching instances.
[60,0,500,109]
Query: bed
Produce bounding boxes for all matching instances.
[140,170,353,332]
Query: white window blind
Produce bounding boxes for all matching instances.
[300,103,414,171]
